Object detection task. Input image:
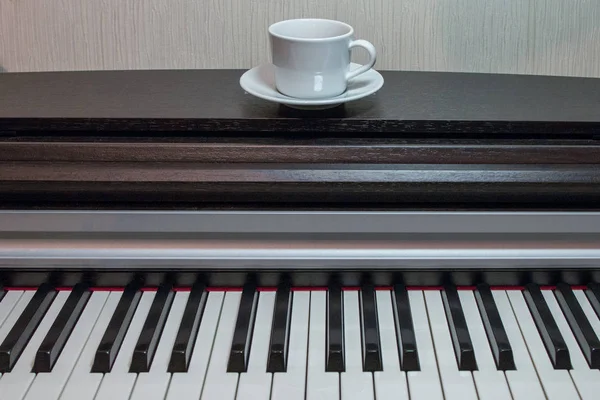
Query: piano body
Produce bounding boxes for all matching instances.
[0,68,599,400]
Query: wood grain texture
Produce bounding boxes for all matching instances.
[1,69,599,134]
[0,69,599,209]
[3,141,600,164]
[0,0,599,77]
[1,161,600,208]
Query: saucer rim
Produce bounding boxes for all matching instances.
[239,62,384,106]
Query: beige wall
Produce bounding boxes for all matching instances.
[0,0,599,77]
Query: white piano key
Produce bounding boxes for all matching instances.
[306,290,339,400]
[340,290,374,400]
[94,290,155,400]
[575,289,600,343]
[0,291,23,331]
[0,291,32,380]
[406,291,443,400]
[130,291,188,400]
[493,290,546,400]
[0,290,24,380]
[575,289,600,389]
[373,290,409,400]
[506,290,579,400]
[200,291,242,400]
[0,291,34,338]
[542,289,600,400]
[236,291,276,400]
[166,291,224,400]
[423,290,478,400]
[458,291,514,400]
[0,290,68,400]
[0,291,24,342]
[60,291,122,400]
[24,291,109,400]
[271,291,310,400]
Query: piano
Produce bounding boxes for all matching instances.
[0,68,599,400]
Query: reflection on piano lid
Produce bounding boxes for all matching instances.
[1,69,600,399]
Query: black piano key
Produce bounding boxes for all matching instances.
[130,280,175,373]
[474,283,515,370]
[523,283,571,369]
[359,282,382,372]
[0,282,5,303]
[227,279,259,373]
[33,282,92,372]
[554,282,600,369]
[266,279,292,373]
[585,282,600,321]
[326,281,345,372]
[392,283,420,371]
[92,277,143,373]
[167,278,208,373]
[0,282,57,372]
[441,284,478,371]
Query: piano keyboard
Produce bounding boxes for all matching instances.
[1,280,600,399]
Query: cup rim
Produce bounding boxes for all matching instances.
[268,18,354,42]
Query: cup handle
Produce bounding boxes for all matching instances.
[346,39,377,81]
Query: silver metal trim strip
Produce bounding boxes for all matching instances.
[0,237,599,269]
[0,210,600,233]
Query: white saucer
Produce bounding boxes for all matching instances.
[239,63,384,110]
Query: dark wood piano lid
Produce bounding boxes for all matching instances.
[1,69,600,209]
[0,69,599,134]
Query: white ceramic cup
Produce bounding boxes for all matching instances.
[268,18,377,99]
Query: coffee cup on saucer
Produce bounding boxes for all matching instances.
[268,18,377,99]
[239,18,383,110]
